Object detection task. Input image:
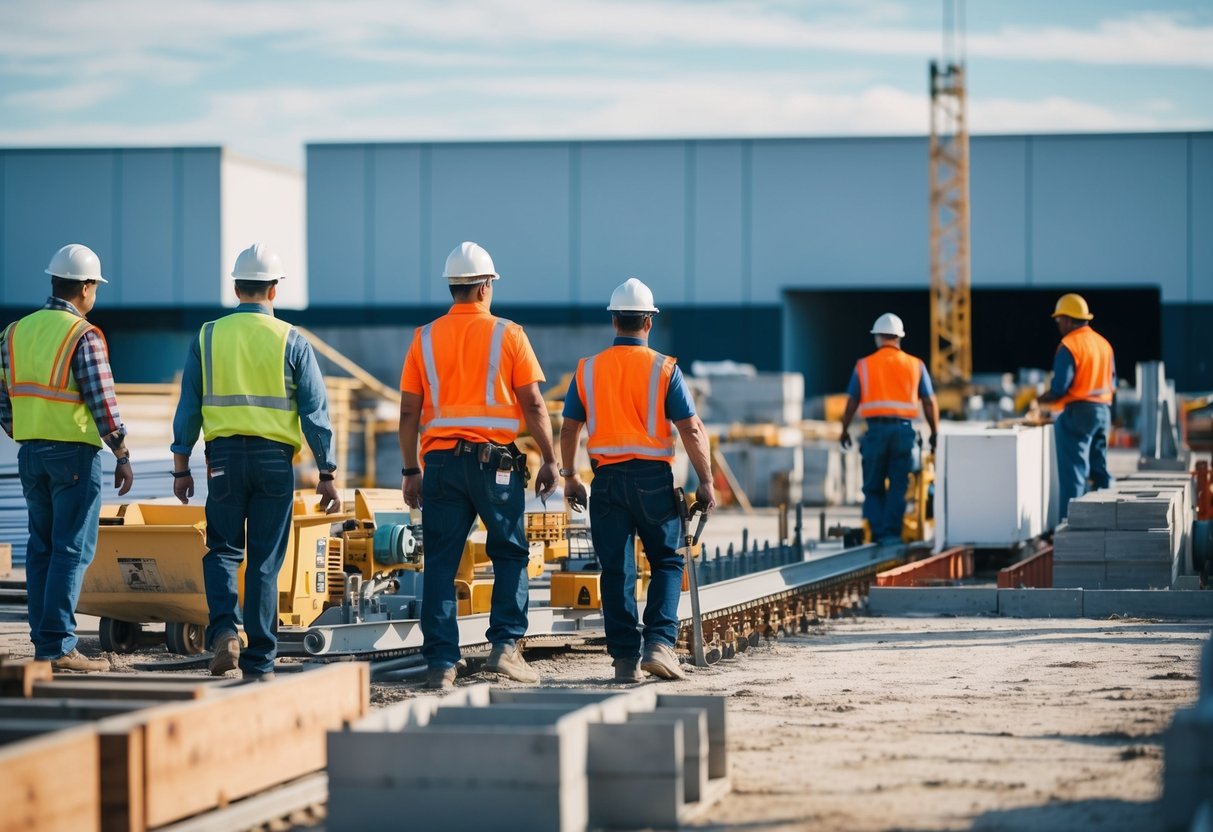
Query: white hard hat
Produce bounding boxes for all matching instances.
[443,241,499,285]
[870,312,905,338]
[45,244,107,283]
[607,278,659,313]
[231,243,286,281]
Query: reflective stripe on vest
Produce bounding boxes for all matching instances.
[580,347,676,464]
[6,310,102,446]
[857,347,921,420]
[199,313,301,450]
[419,318,521,433]
[1057,326,1115,408]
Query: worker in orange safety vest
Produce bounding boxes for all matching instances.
[1038,293,1116,520]
[839,313,939,546]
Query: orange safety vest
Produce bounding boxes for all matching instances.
[576,345,677,466]
[856,346,922,420]
[1056,325,1114,408]
[416,311,524,450]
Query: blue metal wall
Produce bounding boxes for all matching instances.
[0,148,222,309]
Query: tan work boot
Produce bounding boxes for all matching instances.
[426,667,457,691]
[641,642,686,680]
[485,643,540,684]
[51,648,110,673]
[209,632,240,676]
[612,658,643,684]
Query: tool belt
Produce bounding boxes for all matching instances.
[453,439,531,484]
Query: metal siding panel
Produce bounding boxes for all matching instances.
[118,150,176,306]
[579,143,686,308]
[692,142,745,304]
[1030,136,1187,301]
[429,144,571,304]
[370,146,423,304]
[970,136,1027,286]
[1191,135,1213,302]
[179,149,221,306]
[750,139,929,302]
[307,146,367,307]
[2,151,115,308]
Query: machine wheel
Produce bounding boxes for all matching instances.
[165,622,206,656]
[98,617,142,653]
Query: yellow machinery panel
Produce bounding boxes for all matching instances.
[550,571,601,609]
[455,577,494,616]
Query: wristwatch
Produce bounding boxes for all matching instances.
[559,467,576,478]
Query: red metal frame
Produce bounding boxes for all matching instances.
[1194,461,1213,522]
[876,546,974,587]
[997,545,1053,589]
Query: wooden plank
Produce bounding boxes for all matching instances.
[0,725,100,832]
[142,663,368,828]
[0,698,155,721]
[99,723,145,832]
[0,659,53,698]
[32,680,209,702]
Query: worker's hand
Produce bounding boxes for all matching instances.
[173,472,193,504]
[695,481,716,515]
[565,476,588,513]
[402,473,422,509]
[114,460,134,497]
[534,461,558,500]
[929,433,938,454]
[840,430,852,451]
[316,479,341,514]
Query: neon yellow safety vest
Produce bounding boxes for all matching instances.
[199,312,301,451]
[3,309,103,447]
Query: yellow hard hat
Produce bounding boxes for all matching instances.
[1051,293,1093,321]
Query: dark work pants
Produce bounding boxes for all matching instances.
[860,419,918,544]
[1055,402,1112,520]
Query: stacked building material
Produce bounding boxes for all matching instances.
[1054,472,1194,589]
[699,372,804,425]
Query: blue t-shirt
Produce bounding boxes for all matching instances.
[562,337,696,422]
[846,356,935,400]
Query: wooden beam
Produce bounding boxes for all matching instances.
[0,698,154,721]
[0,659,53,698]
[32,680,210,702]
[0,718,89,743]
[0,725,100,832]
[99,723,145,832]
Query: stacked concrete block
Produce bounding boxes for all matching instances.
[1052,522,1106,589]
[703,372,804,425]
[802,442,843,506]
[326,685,729,832]
[720,443,803,507]
[1163,636,1213,831]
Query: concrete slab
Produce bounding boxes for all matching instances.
[1103,562,1177,590]
[997,589,1084,618]
[1115,493,1176,531]
[866,587,999,617]
[630,708,709,803]
[1083,590,1213,619]
[1052,562,1107,590]
[1053,524,1106,562]
[1105,529,1173,561]
[587,721,683,830]
[1066,492,1118,530]
[658,693,729,779]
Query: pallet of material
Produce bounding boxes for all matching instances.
[0,661,369,832]
[327,684,730,832]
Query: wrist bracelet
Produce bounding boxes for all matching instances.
[318,472,335,482]
[171,469,190,479]
[559,468,576,478]
[402,467,422,476]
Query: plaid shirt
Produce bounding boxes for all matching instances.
[0,297,126,451]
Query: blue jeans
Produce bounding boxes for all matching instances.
[202,436,294,675]
[860,419,918,543]
[588,460,684,660]
[420,448,530,669]
[19,440,102,659]
[1055,402,1112,521]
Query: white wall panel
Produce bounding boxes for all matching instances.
[221,153,306,309]
[1030,135,1188,301]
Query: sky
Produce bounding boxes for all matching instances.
[0,0,1210,169]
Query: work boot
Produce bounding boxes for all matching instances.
[641,642,686,681]
[426,667,457,691]
[612,658,643,684]
[241,670,275,683]
[485,643,540,684]
[51,649,110,673]
[209,632,240,676]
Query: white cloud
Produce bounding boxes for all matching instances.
[6,80,123,112]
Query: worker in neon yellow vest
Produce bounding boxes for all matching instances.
[0,244,134,673]
[170,243,340,681]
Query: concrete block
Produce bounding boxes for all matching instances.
[630,708,708,803]
[866,587,999,617]
[1066,492,1118,530]
[587,721,683,830]
[1083,590,1213,619]
[1105,529,1173,561]
[489,688,653,723]
[658,694,729,779]
[997,588,1083,618]
[1052,562,1106,589]
[1104,562,1175,590]
[1053,523,1106,562]
[429,704,593,727]
[1115,493,1176,530]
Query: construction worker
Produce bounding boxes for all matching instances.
[399,241,558,691]
[0,244,133,672]
[561,278,715,683]
[1038,293,1115,520]
[170,243,341,681]
[839,313,939,546]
